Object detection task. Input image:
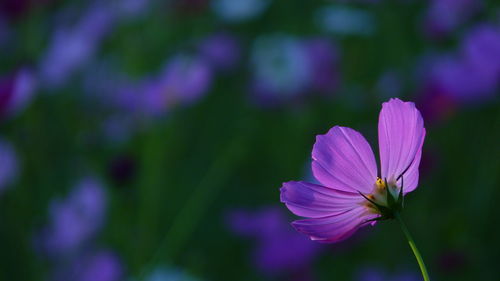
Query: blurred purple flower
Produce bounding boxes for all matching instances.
[40,177,107,256]
[227,207,320,276]
[142,54,213,115]
[418,23,500,109]
[0,68,36,120]
[461,24,500,81]
[198,32,241,71]
[39,3,116,88]
[315,5,375,36]
[423,0,480,38]
[0,139,18,194]
[356,267,421,281]
[250,34,312,105]
[54,249,123,281]
[211,0,271,22]
[304,38,340,94]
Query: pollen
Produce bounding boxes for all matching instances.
[375,177,386,190]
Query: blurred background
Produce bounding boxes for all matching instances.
[0,0,499,280]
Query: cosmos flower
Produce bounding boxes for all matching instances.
[280,98,426,243]
[39,177,107,256]
[460,23,500,89]
[142,54,213,116]
[250,34,312,105]
[39,2,115,88]
[422,24,500,107]
[227,207,320,276]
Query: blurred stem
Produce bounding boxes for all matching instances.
[395,213,430,281]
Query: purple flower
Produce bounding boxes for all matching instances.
[143,54,213,114]
[0,68,36,120]
[0,139,18,194]
[198,32,240,71]
[39,3,115,88]
[250,34,312,105]
[356,267,421,281]
[39,177,107,256]
[54,249,123,281]
[461,23,500,82]
[423,0,480,38]
[427,54,497,104]
[315,5,376,36]
[227,207,320,276]
[304,38,340,94]
[280,98,426,243]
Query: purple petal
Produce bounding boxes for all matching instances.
[401,130,425,193]
[312,126,377,193]
[280,181,363,218]
[378,98,425,187]
[292,207,376,243]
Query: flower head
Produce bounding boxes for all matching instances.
[280,98,425,243]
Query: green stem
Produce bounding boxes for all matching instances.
[395,213,430,281]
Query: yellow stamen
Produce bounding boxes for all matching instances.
[375,177,386,190]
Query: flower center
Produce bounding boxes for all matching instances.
[364,177,401,215]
